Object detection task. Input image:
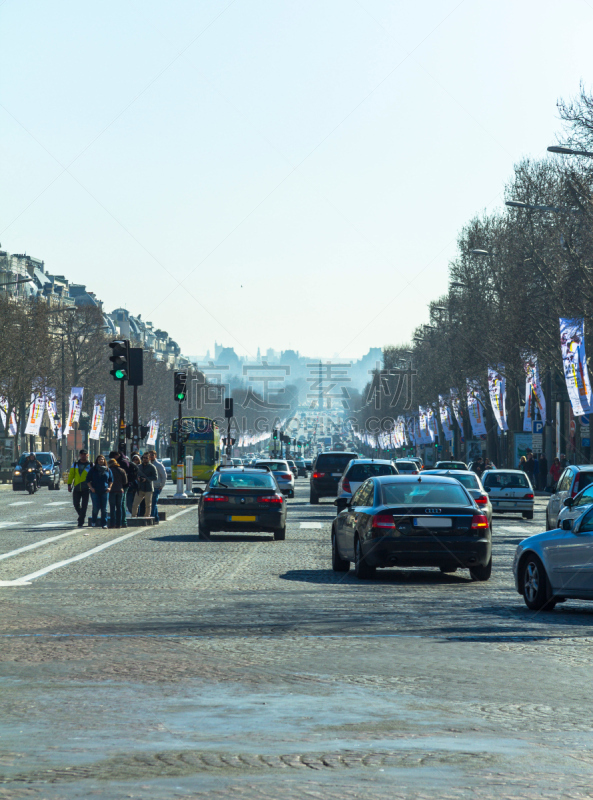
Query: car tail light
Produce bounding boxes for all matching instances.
[523,493,534,500]
[342,478,351,493]
[475,494,489,505]
[203,494,229,503]
[313,472,325,479]
[371,514,396,529]
[259,494,283,504]
[471,514,489,530]
[279,473,292,480]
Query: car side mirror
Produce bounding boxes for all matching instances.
[562,519,573,531]
[563,497,574,508]
[55,460,61,467]
[335,498,349,511]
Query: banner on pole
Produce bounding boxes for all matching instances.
[523,353,546,431]
[44,388,61,438]
[24,387,46,436]
[438,395,453,441]
[64,387,84,436]
[0,397,17,436]
[466,380,488,437]
[146,418,159,446]
[488,366,509,431]
[560,317,592,416]
[89,394,106,441]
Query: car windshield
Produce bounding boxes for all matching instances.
[315,454,357,472]
[210,473,276,489]
[348,463,396,480]
[483,472,530,489]
[577,472,593,492]
[575,484,593,506]
[395,462,416,470]
[381,481,469,506]
[256,462,289,472]
[435,462,466,470]
[162,459,171,467]
[18,453,52,466]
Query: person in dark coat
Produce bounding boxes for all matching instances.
[107,458,127,529]
[538,454,548,490]
[86,455,113,529]
[132,453,158,517]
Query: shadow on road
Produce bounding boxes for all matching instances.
[151,533,274,543]
[280,568,469,585]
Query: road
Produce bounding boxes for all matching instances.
[1,480,593,799]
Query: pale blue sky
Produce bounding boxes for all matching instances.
[1,0,591,359]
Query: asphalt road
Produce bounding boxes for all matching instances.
[1,480,593,799]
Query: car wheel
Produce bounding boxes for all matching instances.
[331,530,350,572]
[274,525,286,541]
[522,511,534,520]
[12,483,19,491]
[354,537,375,579]
[55,480,61,490]
[522,555,556,611]
[198,522,211,540]
[469,557,492,581]
[310,490,319,505]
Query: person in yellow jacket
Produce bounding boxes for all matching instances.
[68,449,91,527]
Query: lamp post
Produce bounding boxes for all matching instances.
[548,145,593,158]
[49,306,77,474]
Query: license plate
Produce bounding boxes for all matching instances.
[332,473,342,477]
[499,502,517,509]
[229,515,256,522]
[413,517,452,528]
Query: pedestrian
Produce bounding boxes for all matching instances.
[67,449,91,527]
[524,453,536,482]
[132,453,158,518]
[483,458,496,471]
[518,455,527,471]
[550,457,562,490]
[126,454,141,515]
[560,453,569,471]
[470,457,485,478]
[538,453,548,491]
[147,450,167,525]
[110,450,133,528]
[107,458,127,529]
[86,454,113,529]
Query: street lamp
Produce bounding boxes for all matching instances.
[50,306,77,473]
[505,199,579,214]
[548,145,593,158]
[450,281,467,289]
[471,249,491,256]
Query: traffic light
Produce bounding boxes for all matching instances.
[109,340,129,381]
[128,347,143,386]
[273,429,278,440]
[224,398,234,419]
[140,425,150,439]
[174,371,187,402]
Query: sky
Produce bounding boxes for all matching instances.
[1,0,592,360]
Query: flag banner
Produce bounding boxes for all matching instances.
[89,394,106,441]
[466,380,488,436]
[25,390,45,436]
[560,317,592,416]
[45,388,61,437]
[0,397,17,436]
[488,366,509,432]
[428,405,439,441]
[523,353,546,430]
[146,418,159,446]
[439,395,453,441]
[64,387,84,435]
[418,406,431,443]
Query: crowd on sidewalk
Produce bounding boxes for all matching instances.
[67,448,167,529]
[468,450,568,492]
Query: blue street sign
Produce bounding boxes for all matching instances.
[581,415,590,425]
[532,420,544,435]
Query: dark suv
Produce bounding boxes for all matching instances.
[12,452,61,491]
[310,451,358,504]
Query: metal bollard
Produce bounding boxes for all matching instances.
[185,455,194,495]
[174,462,187,499]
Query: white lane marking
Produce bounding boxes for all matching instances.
[0,522,19,529]
[0,527,82,561]
[45,501,70,506]
[35,521,72,528]
[8,501,34,507]
[498,525,529,533]
[300,522,323,529]
[0,507,197,586]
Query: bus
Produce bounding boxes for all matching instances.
[170,417,221,482]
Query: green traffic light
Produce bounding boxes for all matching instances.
[115,369,125,379]
[177,393,185,400]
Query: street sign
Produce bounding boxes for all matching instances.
[532,420,544,435]
[532,434,543,451]
[581,415,590,425]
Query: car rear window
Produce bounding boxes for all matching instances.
[436,462,466,470]
[395,462,417,470]
[576,472,593,493]
[483,472,530,489]
[256,462,289,472]
[315,454,357,472]
[381,482,469,506]
[449,473,480,490]
[348,463,397,480]
[210,473,277,488]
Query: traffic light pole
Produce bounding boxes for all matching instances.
[118,380,126,455]
[174,399,187,499]
[131,385,139,453]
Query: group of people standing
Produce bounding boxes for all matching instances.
[517,451,568,491]
[67,449,167,528]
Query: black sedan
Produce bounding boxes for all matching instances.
[331,475,491,581]
[198,467,287,540]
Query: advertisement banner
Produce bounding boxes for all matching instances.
[89,394,106,441]
[450,388,464,435]
[418,406,434,444]
[427,405,439,441]
[146,418,159,446]
[488,366,508,431]
[560,317,592,416]
[438,394,453,441]
[523,352,546,431]
[24,390,46,436]
[45,388,61,437]
[0,397,17,436]
[64,387,84,435]
[466,380,488,437]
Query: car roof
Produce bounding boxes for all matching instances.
[484,469,527,475]
[315,451,358,457]
[423,469,476,476]
[217,465,272,473]
[255,459,288,463]
[373,474,462,484]
[347,458,394,465]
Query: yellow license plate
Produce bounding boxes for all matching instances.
[230,515,256,522]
